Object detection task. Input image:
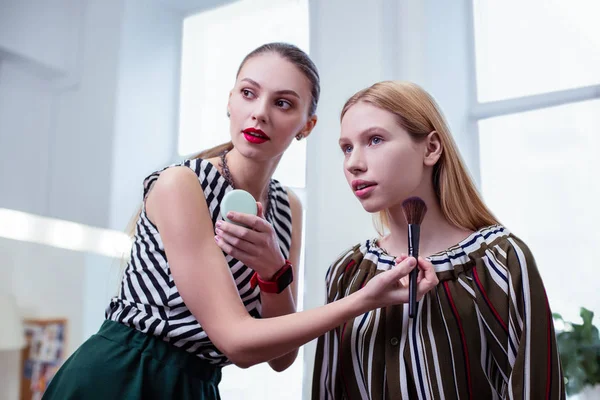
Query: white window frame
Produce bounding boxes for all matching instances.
[465,1,600,148]
[464,0,600,321]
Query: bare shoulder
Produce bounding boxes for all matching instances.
[145,166,208,226]
[154,165,198,188]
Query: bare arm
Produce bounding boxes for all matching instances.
[146,167,434,368]
[261,188,303,371]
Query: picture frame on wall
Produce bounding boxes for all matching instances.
[19,318,67,400]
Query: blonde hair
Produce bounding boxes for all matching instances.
[341,81,498,234]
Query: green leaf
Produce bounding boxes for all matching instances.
[555,307,600,395]
[553,312,564,321]
[581,307,594,326]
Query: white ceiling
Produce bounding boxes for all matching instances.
[152,0,238,15]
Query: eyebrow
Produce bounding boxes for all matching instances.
[240,78,300,99]
[338,127,390,145]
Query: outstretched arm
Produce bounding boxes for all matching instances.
[259,189,303,371]
[146,167,436,368]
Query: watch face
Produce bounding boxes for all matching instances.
[276,266,294,293]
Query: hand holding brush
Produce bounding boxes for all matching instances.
[401,197,427,318]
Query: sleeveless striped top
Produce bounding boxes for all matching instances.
[105,158,293,366]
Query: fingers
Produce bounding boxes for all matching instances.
[215,220,259,245]
[215,225,255,254]
[416,257,439,299]
[395,254,421,288]
[227,211,270,232]
[214,234,252,260]
[384,257,417,285]
[399,274,410,289]
[256,202,264,218]
[394,254,409,287]
[417,257,437,282]
[416,265,425,284]
[394,253,408,264]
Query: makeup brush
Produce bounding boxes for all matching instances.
[401,196,427,318]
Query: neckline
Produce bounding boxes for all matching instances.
[374,228,479,260]
[367,224,509,271]
[201,158,277,220]
[204,158,234,190]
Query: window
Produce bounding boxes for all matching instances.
[178,1,309,399]
[470,1,600,320]
[479,99,600,313]
[472,0,600,102]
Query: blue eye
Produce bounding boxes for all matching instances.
[342,145,352,154]
[370,136,383,145]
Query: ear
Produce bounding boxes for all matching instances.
[299,115,318,139]
[424,131,442,167]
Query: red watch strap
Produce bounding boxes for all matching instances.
[254,274,280,292]
[250,272,259,289]
[250,260,293,292]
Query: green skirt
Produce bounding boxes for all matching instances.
[42,320,222,399]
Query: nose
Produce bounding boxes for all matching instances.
[345,148,366,175]
[251,97,269,125]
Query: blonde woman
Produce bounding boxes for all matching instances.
[43,46,438,400]
[312,81,565,399]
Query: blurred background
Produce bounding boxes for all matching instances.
[0,0,598,399]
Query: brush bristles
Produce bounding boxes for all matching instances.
[401,197,427,225]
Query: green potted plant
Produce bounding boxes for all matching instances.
[553,307,600,398]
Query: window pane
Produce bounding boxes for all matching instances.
[478,99,600,319]
[178,0,309,187]
[473,0,600,102]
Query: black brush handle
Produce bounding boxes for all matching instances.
[408,224,420,318]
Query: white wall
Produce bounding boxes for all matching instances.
[0,61,54,216]
[0,1,183,399]
[0,0,180,230]
[46,0,123,228]
[0,0,122,228]
[0,351,20,400]
[109,0,182,231]
[0,0,79,74]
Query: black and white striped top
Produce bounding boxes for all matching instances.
[105,158,293,366]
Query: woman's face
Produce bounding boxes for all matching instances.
[227,53,316,161]
[339,102,431,213]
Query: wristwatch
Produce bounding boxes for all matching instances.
[250,260,294,294]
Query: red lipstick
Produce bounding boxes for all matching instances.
[242,127,270,144]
